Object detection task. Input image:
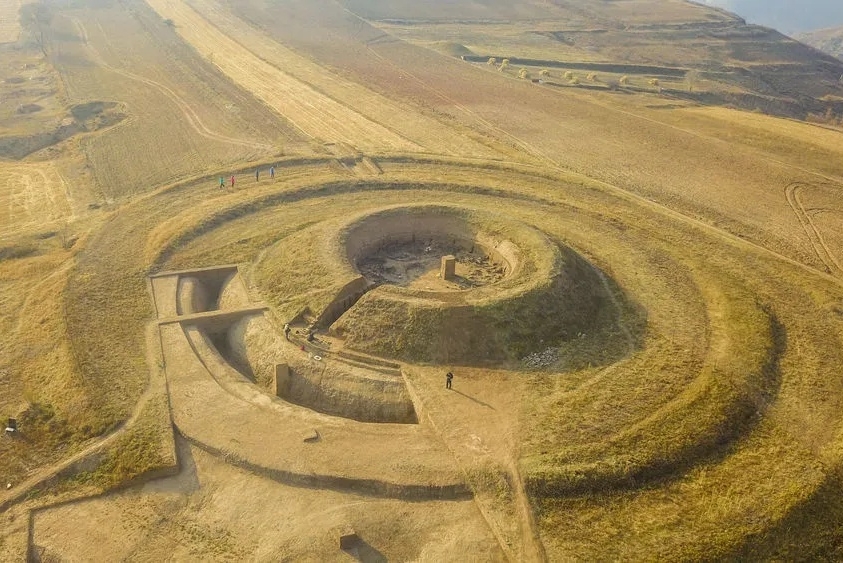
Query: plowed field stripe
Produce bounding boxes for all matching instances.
[144,0,420,153]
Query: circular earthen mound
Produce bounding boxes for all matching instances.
[336,206,608,364]
[254,204,613,366]
[146,163,837,555]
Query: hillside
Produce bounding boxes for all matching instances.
[700,0,843,34]
[797,26,843,61]
[340,0,843,121]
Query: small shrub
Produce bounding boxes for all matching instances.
[540,69,550,77]
[587,73,597,82]
[519,68,529,79]
[564,71,573,80]
[487,57,496,65]
[649,78,659,86]
[619,75,629,85]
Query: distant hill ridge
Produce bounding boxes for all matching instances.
[338,0,843,121]
[699,0,843,34]
[797,26,843,61]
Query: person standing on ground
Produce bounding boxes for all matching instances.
[219,176,225,189]
[230,175,235,188]
[270,165,275,180]
[446,371,454,390]
[256,168,260,182]
[284,323,291,340]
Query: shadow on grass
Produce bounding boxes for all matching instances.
[451,388,495,409]
[343,538,387,563]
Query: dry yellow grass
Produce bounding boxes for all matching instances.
[3,0,843,558]
[0,161,72,240]
[0,245,83,485]
[664,106,843,179]
[0,0,21,44]
[145,0,419,153]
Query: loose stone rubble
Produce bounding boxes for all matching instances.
[521,347,559,368]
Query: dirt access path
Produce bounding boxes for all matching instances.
[786,182,843,278]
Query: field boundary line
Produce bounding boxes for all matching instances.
[145,0,419,152]
[193,0,431,152]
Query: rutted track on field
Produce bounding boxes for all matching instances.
[0,162,72,240]
[144,0,421,153]
[71,17,272,153]
[785,182,843,277]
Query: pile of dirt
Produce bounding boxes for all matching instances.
[431,41,474,57]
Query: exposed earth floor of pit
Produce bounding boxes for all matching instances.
[357,240,506,291]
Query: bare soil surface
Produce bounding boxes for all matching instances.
[358,239,505,290]
[32,436,504,561]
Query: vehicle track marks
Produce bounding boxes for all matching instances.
[785,182,843,277]
[72,17,273,153]
[0,163,72,241]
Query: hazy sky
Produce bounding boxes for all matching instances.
[701,0,843,34]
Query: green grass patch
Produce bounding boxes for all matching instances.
[71,395,175,490]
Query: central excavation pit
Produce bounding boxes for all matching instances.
[345,206,519,293]
[356,238,506,290]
